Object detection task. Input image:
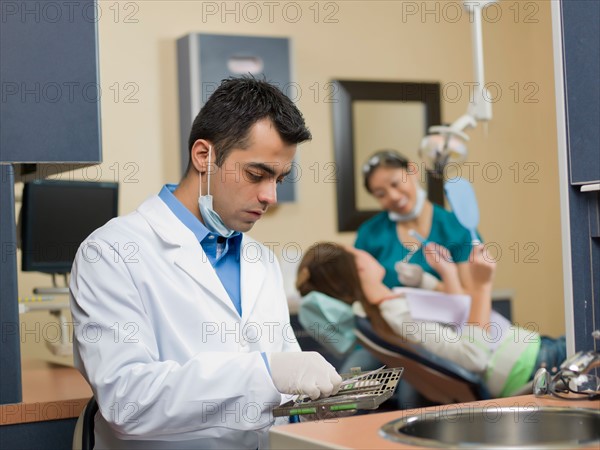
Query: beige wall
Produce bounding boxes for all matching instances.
[17,0,564,361]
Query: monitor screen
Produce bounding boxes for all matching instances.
[20,180,119,274]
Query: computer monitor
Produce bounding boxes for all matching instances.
[20,180,119,274]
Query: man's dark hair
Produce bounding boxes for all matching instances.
[186,76,312,171]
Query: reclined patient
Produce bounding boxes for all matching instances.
[296,242,566,398]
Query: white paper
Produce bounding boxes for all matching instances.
[392,287,471,326]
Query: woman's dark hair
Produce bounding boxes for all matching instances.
[361,150,410,193]
[186,76,312,170]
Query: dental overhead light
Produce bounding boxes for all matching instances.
[419,0,497,173]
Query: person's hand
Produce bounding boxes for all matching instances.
[395,262,440,290]
[395,261,422,287]
[465,244,496,324]
[423,242,456,278]
[469,244,496,287]
[269,352,342,400]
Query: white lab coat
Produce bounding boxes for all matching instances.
[69,195,300,449]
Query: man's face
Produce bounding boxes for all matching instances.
[210,119,297,232]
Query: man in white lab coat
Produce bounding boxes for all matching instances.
[69,77,342,449]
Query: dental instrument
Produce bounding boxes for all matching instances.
[408,229,428,245]
[399,246,418,264]
[409,229,455,263]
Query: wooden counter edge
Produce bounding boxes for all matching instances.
[1,359,93,426]
[0,397,91,426]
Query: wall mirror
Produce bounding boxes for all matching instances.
[332,80,441,232]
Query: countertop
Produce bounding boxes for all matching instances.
[269,394,600,449]
[0,359,92,425]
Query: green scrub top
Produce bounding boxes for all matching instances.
[355,204,474,288]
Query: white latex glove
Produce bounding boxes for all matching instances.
[268,352,342,400]
[395,262,439,290]
[395,261,423,287]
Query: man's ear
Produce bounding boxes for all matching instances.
[190,139,211,174]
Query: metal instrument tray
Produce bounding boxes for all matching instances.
[273,367,403,418]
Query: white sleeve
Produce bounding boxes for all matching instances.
[379,298,490,373]
[69,239,281,441]
[271,253,301,354]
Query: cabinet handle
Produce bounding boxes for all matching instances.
[580,183,600,192]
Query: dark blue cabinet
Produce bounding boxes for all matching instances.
[0,0,102,164]
[0,1,102,407]
[561,0,600,185]
[559,0,600,352]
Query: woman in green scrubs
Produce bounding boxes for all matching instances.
[355,150,476,293]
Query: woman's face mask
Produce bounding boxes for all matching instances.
[198,146,236,238]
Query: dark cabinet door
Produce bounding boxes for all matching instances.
[561,0,600,185]
[560,0,600,352]
[0,0,101,163]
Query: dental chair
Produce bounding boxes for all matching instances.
[72,397,97,450]
[354,316,491,404]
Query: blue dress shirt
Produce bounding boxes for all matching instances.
[158,184,243,316]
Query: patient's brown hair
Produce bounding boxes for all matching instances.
[296,242,399,341]
[296,242,361,305]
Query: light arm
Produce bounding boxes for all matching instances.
[419,1,498,169]
[467,0,495,122]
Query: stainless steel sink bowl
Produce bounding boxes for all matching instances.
[380,406,600,448]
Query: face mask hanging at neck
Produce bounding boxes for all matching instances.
[388,185,427,223]
[198,146,236,238]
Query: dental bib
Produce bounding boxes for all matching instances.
[298,291,356,356]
